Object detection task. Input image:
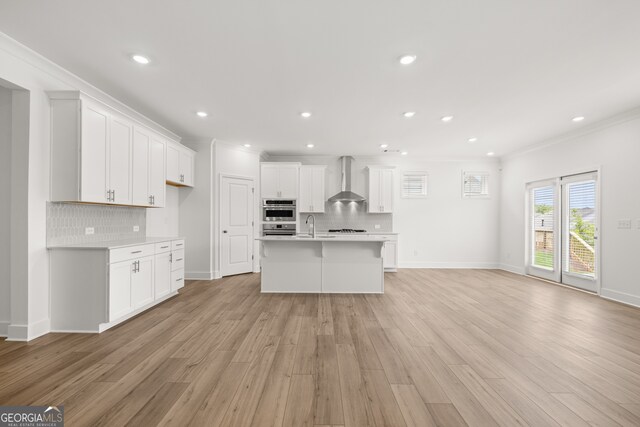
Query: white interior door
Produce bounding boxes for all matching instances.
[526,180,561,282]
[561,173,598,292]
[221,176,254,277]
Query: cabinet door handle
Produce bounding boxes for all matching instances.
[112,189,116,201]
[169,253,172,263]
[131,250,142,254]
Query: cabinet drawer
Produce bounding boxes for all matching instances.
[172,249,185,271]
[374,234,398,241]
[110,244,155,263]
[171,240,185,251]
[155,242,172,254]
[171,269,185,291]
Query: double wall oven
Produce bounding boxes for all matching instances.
[262,199,297,236]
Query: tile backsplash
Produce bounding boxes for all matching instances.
[47,203,146,246]
[299,201,393,232]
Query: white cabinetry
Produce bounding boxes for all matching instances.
[49,91,175,207]
[299,166,326,213]
[50,238,186,333]
[367,166,394,213]
[377,234,398,272]
[132,128,166,207]
[167,142,195,187]
[261,163,300,198]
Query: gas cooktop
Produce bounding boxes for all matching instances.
[328,229,367,233]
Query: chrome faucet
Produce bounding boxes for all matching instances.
[305,214,316,238]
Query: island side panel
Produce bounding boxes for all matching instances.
[321,241,384,293]
[260,241,322,292]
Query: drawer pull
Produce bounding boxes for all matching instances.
[175,243,183,247]
[176,278,183,282]
[131,250,142,254]
[176,258,183,262]
[160,245,169,249]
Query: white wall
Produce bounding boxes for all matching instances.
[180,140,214,280]
[500,113,640,306]
[0,86,11,335]
[214,142,262,277]
[269,155,502,268]
[146,186,180,237]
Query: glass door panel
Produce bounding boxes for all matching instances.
[561,173,598,292]
[526,180,560,282]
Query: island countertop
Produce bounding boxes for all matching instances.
[256,235,389,242]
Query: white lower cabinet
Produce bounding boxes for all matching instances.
[50,238,186,333]
[377,234,398,272]
[109,260,134,321]
[154,251,172,299]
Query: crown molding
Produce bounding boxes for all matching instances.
[0,31,181,142]
[503,106,640,160]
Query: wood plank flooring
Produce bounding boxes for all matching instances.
[2,269,640,426]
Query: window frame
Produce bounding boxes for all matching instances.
[462,171,490,199]
[400,171,428,199]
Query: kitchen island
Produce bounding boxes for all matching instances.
[256,235,389,293]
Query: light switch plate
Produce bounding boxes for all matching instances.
[85,227,95,235]
[618,219,632,229]
[133,225,140,232]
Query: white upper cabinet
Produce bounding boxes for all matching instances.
[367,166,394,213]
[49,91,177,207]
[299,165,326,213]
[132,127,166,208]
[166,141,195,187]
[261,163,300,199]
[108,115,133,205]
[80,100,109,203]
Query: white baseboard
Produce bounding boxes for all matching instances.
[0,320,9,337]
[399,262,500,269]
[213,270,222,280]
[6,323,28,341]
[28,318,51,341]
[185,271,214,280]
[498,263,526,275]
[600,288,640,309]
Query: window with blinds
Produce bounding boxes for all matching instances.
[462,171,489,198]
[401,172,428,198]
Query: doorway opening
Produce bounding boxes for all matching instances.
[220,175,255,277]
[526,171,599,293]
[0,78,30,338]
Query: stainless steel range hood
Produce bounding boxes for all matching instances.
[328,156,366,203]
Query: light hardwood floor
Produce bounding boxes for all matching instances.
[2,269,640,426]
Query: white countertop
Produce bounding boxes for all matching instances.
[47,236,183,250]
[257,235,389,242]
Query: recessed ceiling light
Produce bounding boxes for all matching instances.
[403,111,416,118]
[306,143,314,148]
[399,54,417,65]
[132,54,150,65]
[243,144,251,148]
[401,151,408,156]
[487,152,495,156]
[441,115,454,122]
[196,111,208,118]
[300,112,312,118]
[380,144,389,148]
[468,137,478,143]
[572,116,585,122]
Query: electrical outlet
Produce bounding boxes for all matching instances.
[133,225,140,232]
[85,227,95,235]
[374,224,381,229]
[618,219,632,229]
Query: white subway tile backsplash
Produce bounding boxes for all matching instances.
[47,202,146,246]
[300,201,393,232]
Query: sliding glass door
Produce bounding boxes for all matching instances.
[526,172,599,292]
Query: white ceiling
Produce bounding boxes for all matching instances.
[1,0,640,157]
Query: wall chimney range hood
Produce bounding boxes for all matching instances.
[328,156,366,203]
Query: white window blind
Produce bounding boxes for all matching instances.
[462,171,489,198]
[401,172,428,198]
